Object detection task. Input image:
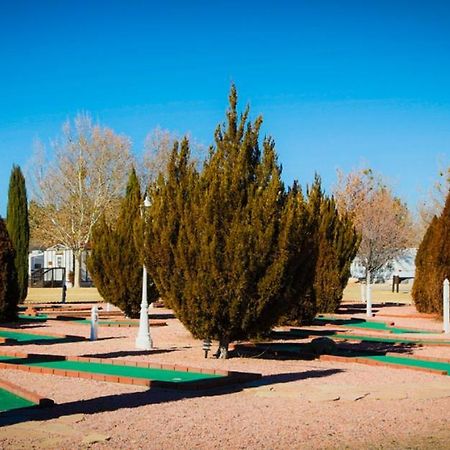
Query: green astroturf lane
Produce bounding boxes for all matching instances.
[314,317,432,334]
[0,330,68,343]
[65,318,139,326]
[0,387,36,411]
[0,355,223,383]
[18,314,49,321]
[363,355,450,374]
[332,333,450,345]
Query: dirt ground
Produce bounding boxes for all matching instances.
[0,299,449,449]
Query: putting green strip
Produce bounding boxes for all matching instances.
[0,387,36,411]
[0,330,68,343]
[18,314,49,321]
[314,317,432,334]
[364,355,450,374]
[332,333,450,345]
[0,355,223,383]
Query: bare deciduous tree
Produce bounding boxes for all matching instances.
[29,114,133,287]
[139,127,207,187]
[334,168,414,315]
[417,164,450,233]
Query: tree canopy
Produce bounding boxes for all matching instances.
[88,168,159,317]
[6,165,29,302]
[29,114,133,287]
[412,191,450,315]
[145,86,315,357]
[0,219,19,322]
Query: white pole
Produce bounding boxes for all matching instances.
[136,264,152,349]
[90,305,98,341]
[443,278,450,334]
[360,280,366,303]
[135,195,153,350]
[366,271,372,317]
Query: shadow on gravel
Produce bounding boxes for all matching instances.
[149,313,176,320]
[80,348,177,358]
[0,368,343,427]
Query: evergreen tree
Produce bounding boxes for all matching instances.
[413,191,450,315]
[314,192,359,313]
[87,168,159,318]
[6,165,29,302]
[0,219,19,322]
[285,176,359,318]
[145,86,312,358]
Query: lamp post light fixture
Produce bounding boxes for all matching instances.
[136,195,153,350]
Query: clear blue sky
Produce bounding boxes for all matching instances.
[1,0,449,216]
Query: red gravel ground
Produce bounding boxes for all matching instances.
[0,303,449,449]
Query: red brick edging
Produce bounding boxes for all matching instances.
[0,377,54,407]
[319,354,448,376]
[0,350,261,390]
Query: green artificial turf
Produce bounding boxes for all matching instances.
[0,355,223,383]
[0,330,68,343]
[65,318,139,326]
[0,387,36,411]
[363,355,450,374]
[18,314,49,321]
[314,317,432,334]
[332,333,450,345]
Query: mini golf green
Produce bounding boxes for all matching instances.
[332,333,450,345]
[18,314,49,321]
[64,318,140,327]
[0,355,223,383]
[363,355,450,374]
[0,330,73,344]
[0,387,36,411]
[314,317,432,334]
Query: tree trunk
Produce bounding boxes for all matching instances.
[215,336,230,359]
[74,250,82,288]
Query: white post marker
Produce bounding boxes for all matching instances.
[366,272,372,317]
[90,305,99,341]
[106,302,111,312]
[443,278,450,334]
[135,194,153,350]
[135,264,152,349]
[360,281,366,303]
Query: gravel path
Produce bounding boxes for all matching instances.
[0,304,449,449]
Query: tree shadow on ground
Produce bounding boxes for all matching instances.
[334,341,416,357]
[271,329,344,340]
[80,348,177,358]
[0,368,343,427]
[148,313,176,320]
[232,343,316,360]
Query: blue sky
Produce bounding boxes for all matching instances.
[1,0,449,215]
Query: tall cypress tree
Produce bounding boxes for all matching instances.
[6,165,29,303]
[0,219,19,322]
[146,86,313,358]
[285,176,359,318]
[88,168,159,318]
[413,191,450,315]
[314,195,359,313]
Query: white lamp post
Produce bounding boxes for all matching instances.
[135,195,153,350]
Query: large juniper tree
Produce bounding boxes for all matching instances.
[412,191,450,315]
[308,177,359,313]
[145,86,312,358]
[6,165,29,302]
[0,219,19,322]
[87,168,158,318]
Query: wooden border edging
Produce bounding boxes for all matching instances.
[319,354,448,376]
[0,350,261,390]
[0,377,54,407]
